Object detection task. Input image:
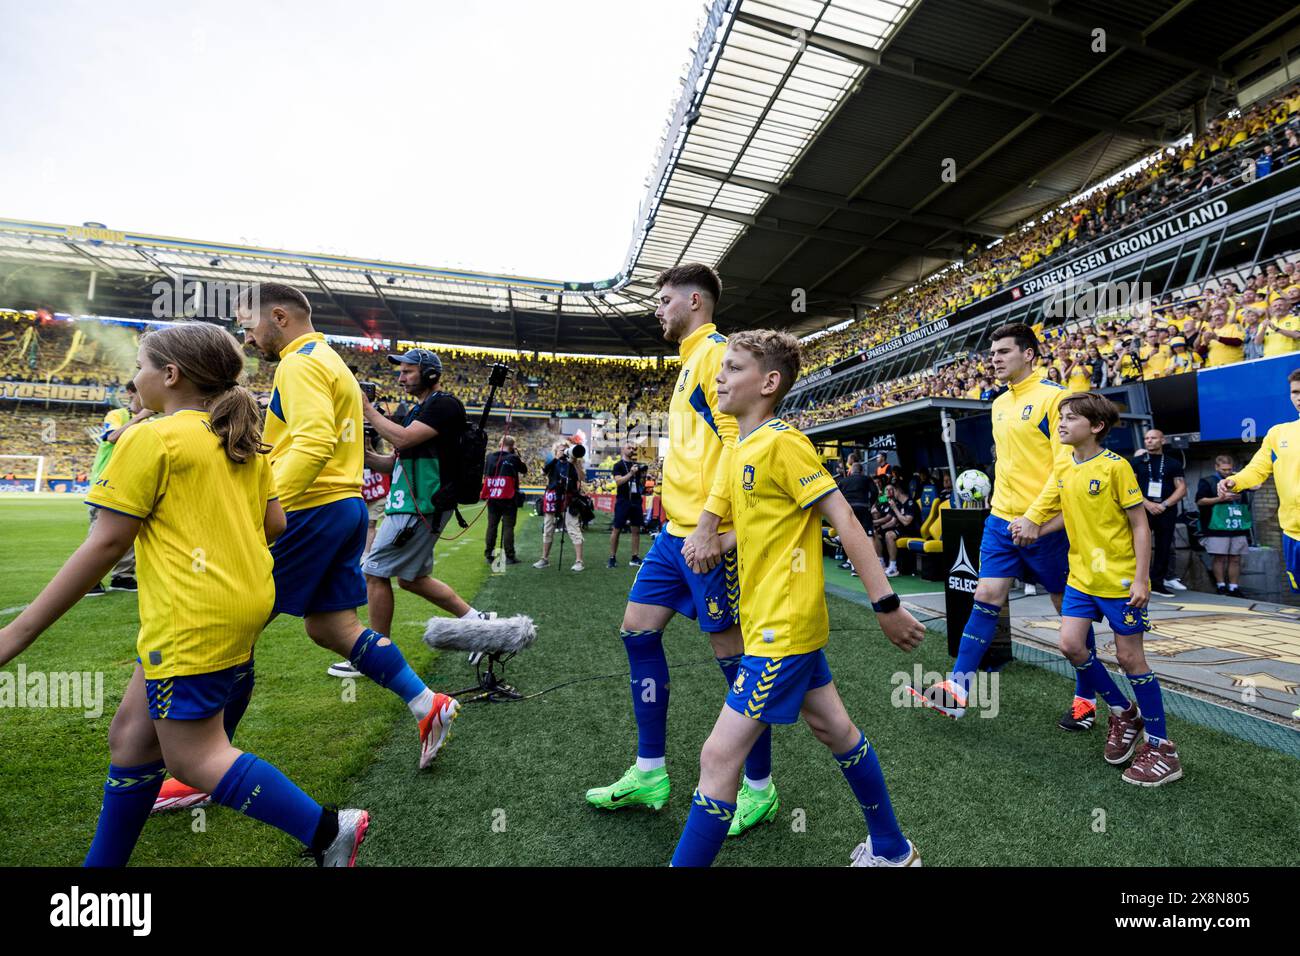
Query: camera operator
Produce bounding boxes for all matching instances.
[608,442,647,569]
[360,349,494,640]
[534,439,586,572]
[483,435,526,565]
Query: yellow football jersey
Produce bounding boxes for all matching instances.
[1262,315,1300,357]
[731,419,837,657]
[1142,345,1171,376]
[90,406,132,484]
[1232,418,1300,537]
[990,374,1071,525]
[264,332,364,512]
[662,323,738,536]
[86,411,277,679]
[1056,449,1144,598]
[1205,323,1245,367]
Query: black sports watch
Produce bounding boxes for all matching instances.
[871,593,901,614]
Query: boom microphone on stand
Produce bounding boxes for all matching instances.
[422,614,537,703]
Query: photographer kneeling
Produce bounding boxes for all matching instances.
[361,349,494,636]
[534,439,586,572]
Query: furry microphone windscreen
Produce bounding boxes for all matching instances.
[422,615,537,655]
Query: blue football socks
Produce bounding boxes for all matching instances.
[1128,671,1167,741]
[622,629,670,759]
[349,628,426,704]
[952,599,1001,692]
[835,733,908,862]
[83,759,167,867]
[1077,648,1128,710]
[211,752,323,847]
[670,790,736,867]
[1072,626,1096,700]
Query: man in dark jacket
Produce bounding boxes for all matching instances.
[484,435,527,565]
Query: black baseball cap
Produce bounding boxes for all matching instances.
[387,348,443,374]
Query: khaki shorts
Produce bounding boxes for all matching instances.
[367,498,385,522]
[1204,535,1248,556]
[543,510,583,545]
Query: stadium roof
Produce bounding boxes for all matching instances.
[709,0,1300,334]
[2,0,1298,354]
[0,217,669,355]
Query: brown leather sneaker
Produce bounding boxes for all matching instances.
[1122,739,1183,787]
[1104,703,1143,765]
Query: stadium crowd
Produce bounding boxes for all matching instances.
[798,85,1300,374]
[788,253,1300,429]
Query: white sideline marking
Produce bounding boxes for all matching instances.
[1,604,29,616]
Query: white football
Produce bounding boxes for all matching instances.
[955,469,991,503]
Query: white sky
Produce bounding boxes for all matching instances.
[0,0,705,280]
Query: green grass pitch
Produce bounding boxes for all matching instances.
[1,497,1297,866]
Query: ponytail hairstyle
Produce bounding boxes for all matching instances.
[140,322,267,463]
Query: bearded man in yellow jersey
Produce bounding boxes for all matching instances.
[151,283,460,813]
[912,323,1097,731]
[584,263,779,838]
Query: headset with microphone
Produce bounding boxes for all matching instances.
[387,348,443,387]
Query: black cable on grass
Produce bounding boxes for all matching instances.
[499,658,719,702]
[493,618,947,702]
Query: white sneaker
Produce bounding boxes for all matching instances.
[317,808,370,867]
[1164,578,1187,591]
[1024,583,1037,596]
[849,837,921,867]
[327,660,362,679]
[571,561,585,572]
[885,565,899,577]
[417,694,460,769]
[533,559,549,569]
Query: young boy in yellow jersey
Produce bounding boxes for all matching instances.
[914,323,1093,732]
[669,330,926,867]
[1044,392,1182,786]
[587,264,782,840]
[0,323,369,864]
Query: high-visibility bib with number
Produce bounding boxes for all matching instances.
[482,474,517,500]
[1209,501,1252,531]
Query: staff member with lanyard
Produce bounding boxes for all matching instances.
[835,461,876,575]
[1132,429,1187,596]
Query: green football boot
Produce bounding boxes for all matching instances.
[585,765,671,811]
[727,780,780,837]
